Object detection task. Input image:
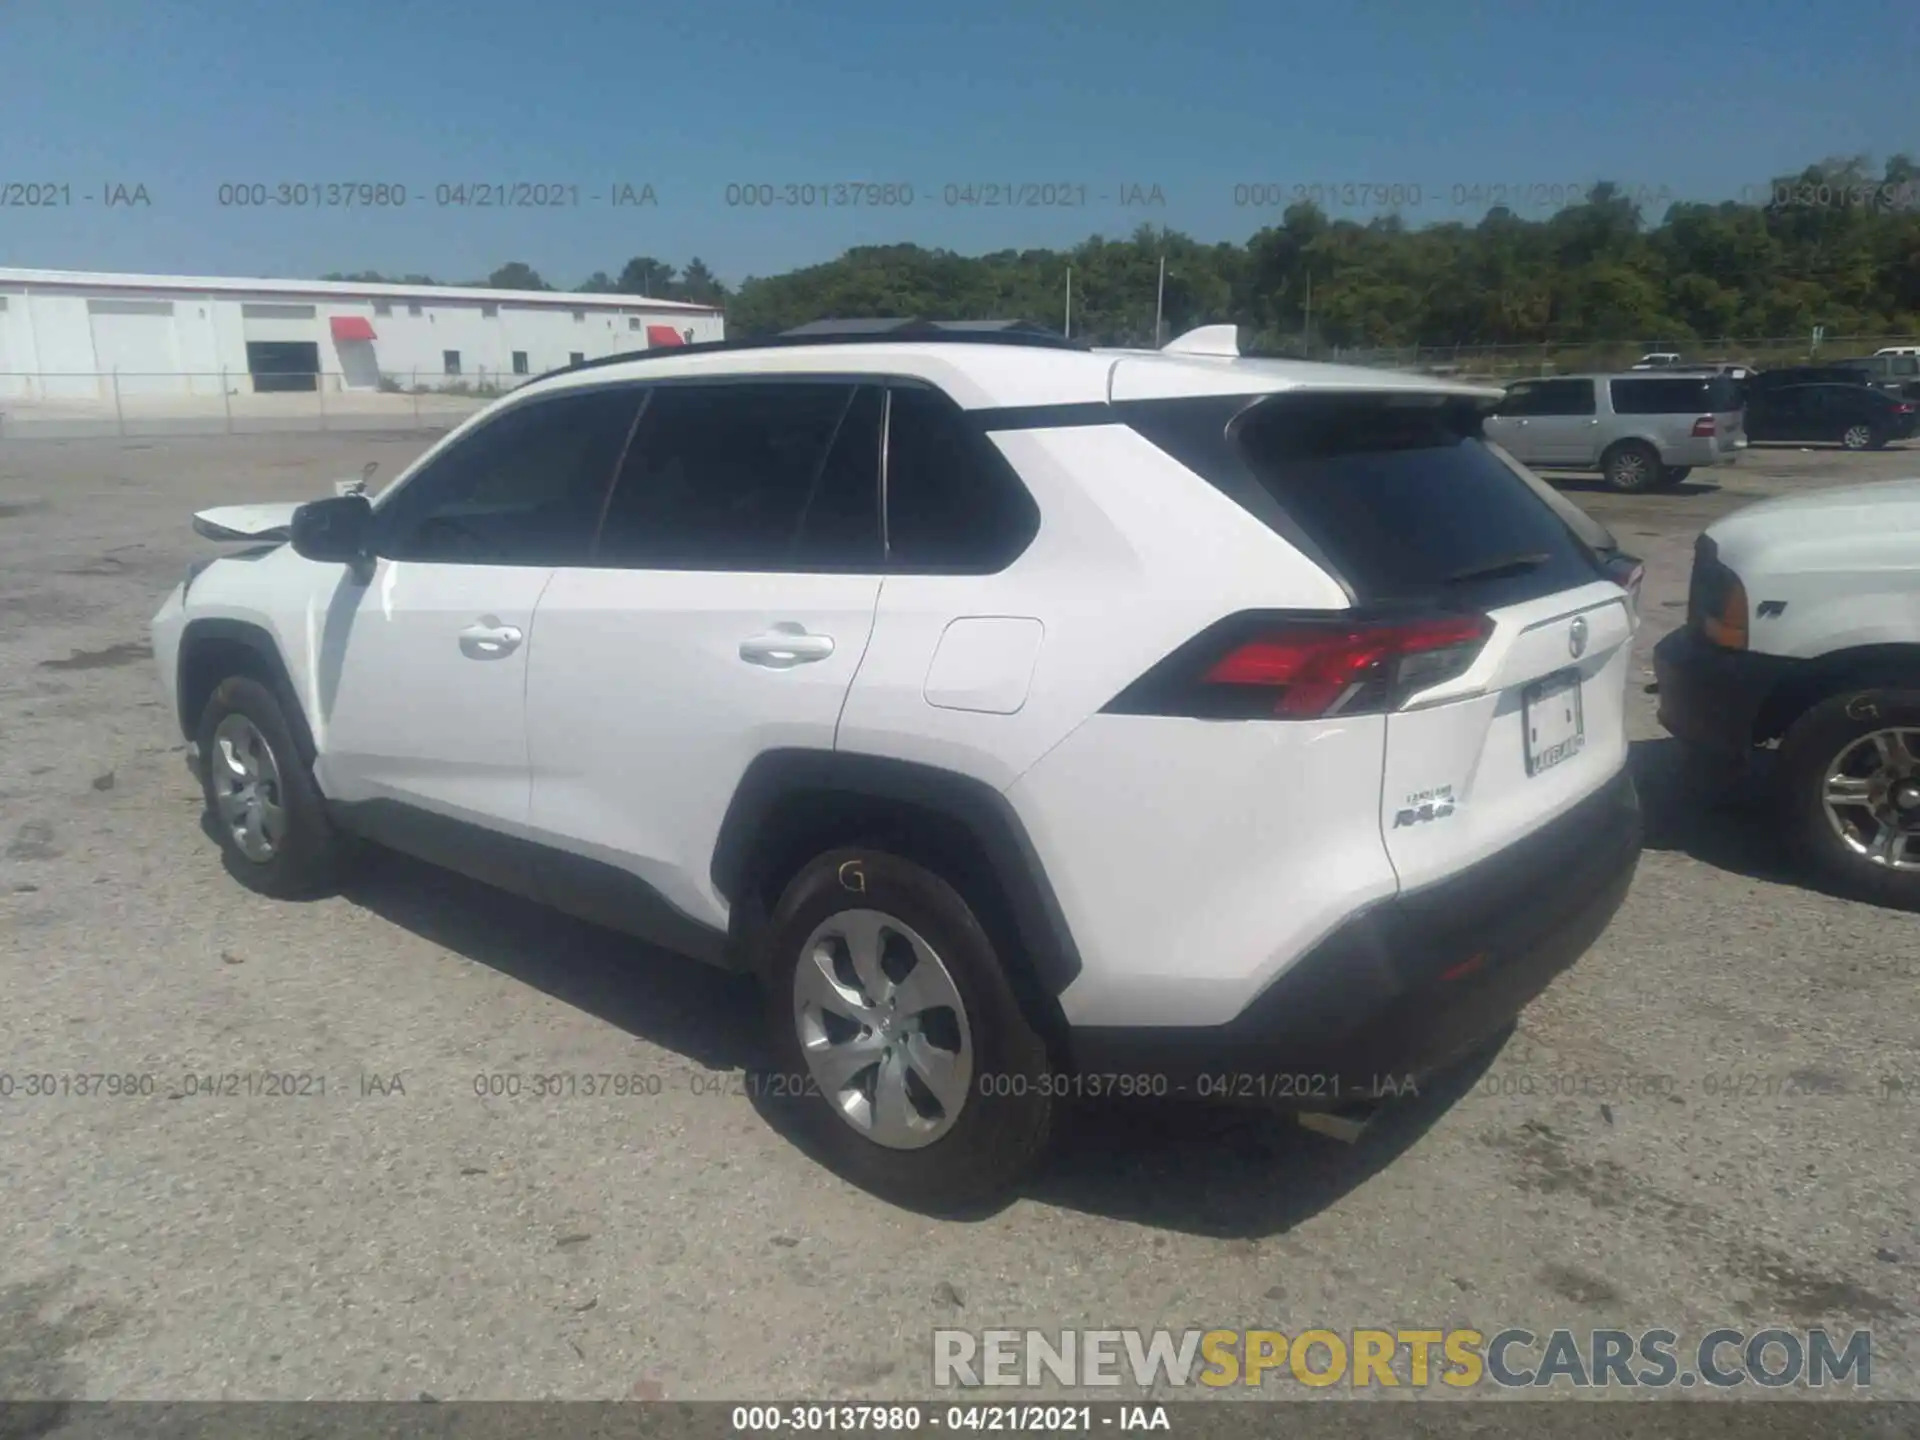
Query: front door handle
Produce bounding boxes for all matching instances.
[739,623,835,669]
[458,617,523,660]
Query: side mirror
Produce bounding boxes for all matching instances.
[290,494,374,566]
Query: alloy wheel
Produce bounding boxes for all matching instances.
[209,713,286,862]
[1843,423,1874,450]
[1610,449,1651,489]
[792,908,974,1149]
[1821,726,1920,871]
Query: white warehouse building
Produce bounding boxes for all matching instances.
[0,267,725,400]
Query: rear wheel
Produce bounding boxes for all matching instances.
[761,847,1053,1212]
[1778,689,1920,911]
[1602,440,1663,492]
[1841,422,1878,451]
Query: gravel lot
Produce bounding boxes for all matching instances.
[1,433,1916,1403]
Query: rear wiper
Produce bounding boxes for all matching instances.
[1443,551,1550,584]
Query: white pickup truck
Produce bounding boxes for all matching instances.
[1654,478,1920,909]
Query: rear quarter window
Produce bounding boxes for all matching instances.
[1610,377,1734,414]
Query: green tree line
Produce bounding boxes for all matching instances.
[324,156,1920,354]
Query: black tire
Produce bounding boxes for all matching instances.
[759,847,1053,1212]
[195,675,353,899]
[1777,688,1920,911]
[1839,421,1879,452]
[1603,440,1663,492]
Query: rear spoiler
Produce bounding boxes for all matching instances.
[1162,324,1241,358]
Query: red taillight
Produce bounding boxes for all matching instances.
[1691,416,1716,437]
[1897,403,1915,415]
[1200,613,1492,718]
[1602,554,1645,628]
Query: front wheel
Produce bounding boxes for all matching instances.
[1603,441,1663,492]
[1778,689,1920,911]
[196,675,354,898]
[761,847,1054,1212]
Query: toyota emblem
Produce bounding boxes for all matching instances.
[1568,616,1589,659]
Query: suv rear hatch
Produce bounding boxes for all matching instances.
[1125,388,1633,892]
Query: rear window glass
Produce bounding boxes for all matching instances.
[1222,394,1601,606]
[1611,376,1738,414]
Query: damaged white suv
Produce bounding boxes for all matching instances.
[153,322,1643,1209]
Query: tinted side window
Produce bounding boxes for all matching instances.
[1528,379,1596,416]
[593,382,882,570]
[1610,377,1719,414]
[884,386,1040,572]
[1497,382,1542,416]
[375,386,642,564]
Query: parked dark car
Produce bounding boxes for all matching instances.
[1748,365,1876,391]
[1743,382,1917,450]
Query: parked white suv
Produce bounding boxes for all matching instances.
[151,323,1643,1209]
[1656,479,1920,908]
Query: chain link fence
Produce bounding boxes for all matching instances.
[6,336,1920,437]
[1319,334,1920,379]
[0,370,537,439]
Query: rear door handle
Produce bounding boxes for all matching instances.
[739,624,835,669]
[458,618,523,660]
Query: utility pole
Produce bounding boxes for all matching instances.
[1064,267,1073,339]
[1154,253,1166,347]
[1303,270,1313,354]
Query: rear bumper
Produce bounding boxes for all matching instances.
[1067,767,1642,1106]
[1663,439,1738,468]
[1652,625,1800,765]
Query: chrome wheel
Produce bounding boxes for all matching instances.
[209,713,286,863]
[1842,423,1874,451]
[792,908,974,1150]
[1821,727,1920,871]
[1608,447,1653,490]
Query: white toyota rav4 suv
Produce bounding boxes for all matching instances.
[151,322,1644,1209]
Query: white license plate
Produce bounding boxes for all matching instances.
[1524,669,1585,776]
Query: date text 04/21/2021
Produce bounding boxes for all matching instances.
[728,1405,1169,1432]
[720,182,1167,208]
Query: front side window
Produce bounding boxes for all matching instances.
[1500,379,1595,417]
[374,387,642,565]
[593,382,883,571]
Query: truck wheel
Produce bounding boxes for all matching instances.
[1603,441,1663,492]
[1778,689,1920,911]
[760,847,1054,1212]
[196,675,355,898]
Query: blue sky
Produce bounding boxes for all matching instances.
[1,0,1912,288]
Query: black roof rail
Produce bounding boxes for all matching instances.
[531,318,1085,383]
